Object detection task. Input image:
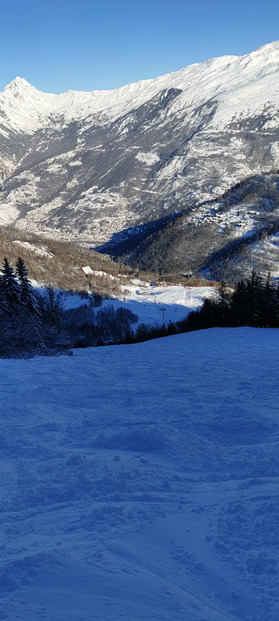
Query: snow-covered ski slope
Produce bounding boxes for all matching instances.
[1,328,278,620]
[62,282,216,328]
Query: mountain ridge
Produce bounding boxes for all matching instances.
[4,40,279,95]
[0,41,279,279]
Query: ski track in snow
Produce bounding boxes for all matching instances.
[0,328,279,620]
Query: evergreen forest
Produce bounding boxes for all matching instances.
[1,257,278,357]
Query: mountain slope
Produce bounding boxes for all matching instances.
[1,328,279,620]
[118,171,279,280]
[0,42,279,275]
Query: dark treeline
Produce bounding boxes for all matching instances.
[0,257,67,356]
[1,258,277,357]
[63,303,138,348]
[181,271,279,332]
[0,258,138,357]
[125,271,279,344]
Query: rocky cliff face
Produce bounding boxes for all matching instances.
[0,42,279,277]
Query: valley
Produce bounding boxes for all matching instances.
[0,42,279,279]
[1,40,279,621]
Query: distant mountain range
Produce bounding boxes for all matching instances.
[1,41,279,279]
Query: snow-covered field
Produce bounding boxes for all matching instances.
[1,328,278,620]
[63,282,216,328]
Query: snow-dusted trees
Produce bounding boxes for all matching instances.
[0,258,20,314]
[16,257,39,316]
[0,257,39,316]
[0,257,139,355]
[0,258,42,355]
[0,257,67,356]
[0,259,20,354]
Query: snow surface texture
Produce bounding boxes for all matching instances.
[1,328,279,620]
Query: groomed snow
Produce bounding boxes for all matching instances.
[62,283,216,327]
[1,328,278,620]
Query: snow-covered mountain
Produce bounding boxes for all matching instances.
[0,42,279,276]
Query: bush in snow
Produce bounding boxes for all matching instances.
[62,303,138,347]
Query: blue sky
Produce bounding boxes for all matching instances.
[1,0,278,93]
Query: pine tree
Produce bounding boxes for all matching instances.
[16,257,40,317]
[267,281,279,327]
[217,282,231,326]
[0,259,21,355]
[0,258,20,314]
[38,288,66,348]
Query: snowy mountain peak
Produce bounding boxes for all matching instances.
[0,40,278,133]
[1,41,279,273]
[5,76,33,90]
[3,77,42,105]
